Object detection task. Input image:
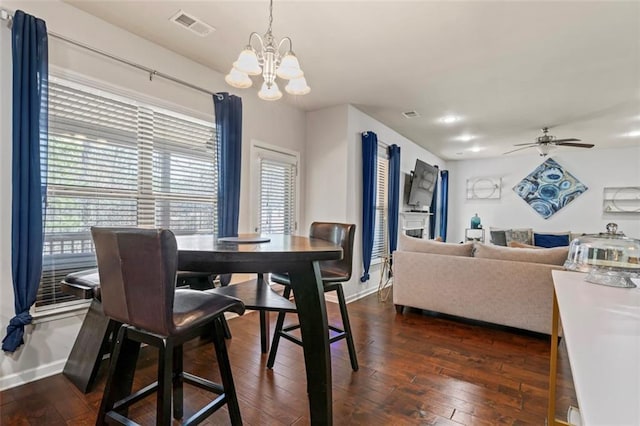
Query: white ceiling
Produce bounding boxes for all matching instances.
[64,0,640,160]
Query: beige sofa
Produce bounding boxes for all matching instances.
[392,234,569,335]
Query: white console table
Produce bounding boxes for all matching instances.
[548,270,640,426]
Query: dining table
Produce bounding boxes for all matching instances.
[176,234,343,426]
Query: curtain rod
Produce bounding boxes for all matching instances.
[0,8,223,99]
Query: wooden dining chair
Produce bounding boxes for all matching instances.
[92,227,245,425]
[266,222,359,371]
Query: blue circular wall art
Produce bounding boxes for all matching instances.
[513,158,588,219]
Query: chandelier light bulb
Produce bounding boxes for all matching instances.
[234,47,262,75]
[258,81,283,101]
[276,52,303,80]
[225,68,253,89]
[285,77,310,95]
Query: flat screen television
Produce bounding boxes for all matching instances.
[408,159,438,210]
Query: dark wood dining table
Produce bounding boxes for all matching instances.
[176,234,343,426]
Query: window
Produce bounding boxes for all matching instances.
[252,145,298,235]
[372,146,388,261]
[38,77,217,308]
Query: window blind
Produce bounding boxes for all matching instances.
[372,150,388,260]
[258,155,297,235]
[38,78,217,308]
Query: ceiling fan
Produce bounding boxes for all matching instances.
[503,127,595,157]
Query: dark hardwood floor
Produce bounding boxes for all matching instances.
[0,289,576,425]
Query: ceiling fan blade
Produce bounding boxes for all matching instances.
[554,142,595,148]
[553,138,581,143]
[503,145,536,155]
[512,142,539,147]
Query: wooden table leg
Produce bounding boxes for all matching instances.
[288,261,332,426]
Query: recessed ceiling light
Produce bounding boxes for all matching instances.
[469,146,484,153]
[623,130,640,138]
[455,134,475,142]
[438,115,461,124]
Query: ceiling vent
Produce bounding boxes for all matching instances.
[170,10,215,37]
[402,110,420,119]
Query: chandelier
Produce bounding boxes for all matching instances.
[225,0,310,101]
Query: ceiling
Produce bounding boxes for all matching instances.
[65,0,640,160]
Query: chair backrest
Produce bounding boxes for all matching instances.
[309,222,356,282]
[91,227,178,336]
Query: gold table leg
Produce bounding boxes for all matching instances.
[547,289,570,426]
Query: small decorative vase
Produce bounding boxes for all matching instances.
[470,213,481,229]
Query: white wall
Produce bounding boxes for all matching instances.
[305,104,445,302]
[447,146,640,243]
[0,0,306,389]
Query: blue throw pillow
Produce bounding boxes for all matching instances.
[534,233,570,248]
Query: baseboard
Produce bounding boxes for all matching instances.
[0,359,66,391]
[324,285,380,304]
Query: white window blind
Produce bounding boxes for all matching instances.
[258,152,297,235]
[38,78,217,308]
[372,148,388,260]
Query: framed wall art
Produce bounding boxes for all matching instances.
[466,176,502,200]
[513,158,588,219]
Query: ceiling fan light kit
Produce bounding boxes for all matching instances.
[225,0,310,100]
[503,127,595,156]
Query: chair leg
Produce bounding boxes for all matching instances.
[172,345,184,420]
[212,317,242,426]
[266,286,292,369]
[157,339,174,426]
[62,299,112,393]
[335,284,359,371]
[259,311,270,354]
[97,326,141,426]
[222,315,232,339]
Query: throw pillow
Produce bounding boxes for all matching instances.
[473,242,568,265]
[490,229,507,246]
[505,228,533,245]
[533,232,571,248]
[398,233,473,257]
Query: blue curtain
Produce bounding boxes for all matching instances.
[438,170,449,241]
[428,167,439,239]
[213,92,242,238]
[3,10,48,353]
[360,132,377,282]
[387,145,401,255]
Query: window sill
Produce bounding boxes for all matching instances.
[32,300,91,324]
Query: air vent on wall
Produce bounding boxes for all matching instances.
[170,10,215,37]
[402,110,420,118]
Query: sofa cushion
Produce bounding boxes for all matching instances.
[473,242,568,265]
[533,232,571,248]
[398,234,473,257]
